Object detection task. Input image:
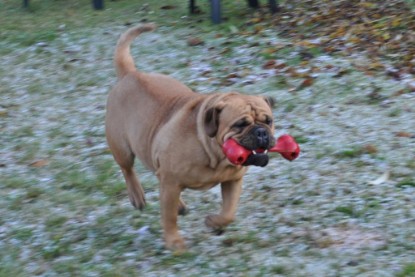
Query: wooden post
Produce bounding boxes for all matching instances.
[268,0,279,13]
[211,0,221,24]
[247,0,259,8]
[92,0,104,10]
[23,0,29,8]
[189,0,196,13]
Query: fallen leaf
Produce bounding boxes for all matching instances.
[368,170,390,185]
[395,132,413,138]
[262,60,276,69]
[29,159,49,168]
[0,108,8,117]
[297,78,314,89]
[363,144,378,154]
[187,37,204,47]
[264,0,415,80]
[288,87,297,93]
[275,61,287,69]
[226,72,240,79]
[333,68,350,78]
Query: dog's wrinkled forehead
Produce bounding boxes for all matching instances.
[222,95,273,121]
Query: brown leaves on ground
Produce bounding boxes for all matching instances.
[187,37,205,46]
[29,159,49,168]
[395,131,415,138]
[247,0,415,78]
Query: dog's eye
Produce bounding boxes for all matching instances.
[265,116,273,126]
[232,119,250,129]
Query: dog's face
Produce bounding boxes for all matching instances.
[204,94,276,166]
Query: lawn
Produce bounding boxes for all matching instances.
[1,0,414,276]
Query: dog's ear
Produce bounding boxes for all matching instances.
[204,106,222,137]
[263,96,276,108]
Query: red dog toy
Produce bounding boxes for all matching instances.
[222,134,300,165]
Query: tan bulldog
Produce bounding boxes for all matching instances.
[105,24,275,251]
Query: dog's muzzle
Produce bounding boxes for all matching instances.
[239,126,275,167]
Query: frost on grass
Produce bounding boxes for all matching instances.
[1,20,415,277]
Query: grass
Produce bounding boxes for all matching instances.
[334,148,364,159]
[397,263,415,277]
[396,178,415,188]
[334,206,360,217]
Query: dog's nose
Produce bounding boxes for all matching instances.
[254,127,269,147]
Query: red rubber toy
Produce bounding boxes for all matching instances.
[222,134,300,165]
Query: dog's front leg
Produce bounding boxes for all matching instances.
[159,182,186,251]
[205,178,243,230]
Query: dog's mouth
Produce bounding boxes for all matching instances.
[222,139,270,167]
[243,148,269,167]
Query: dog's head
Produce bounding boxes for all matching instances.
[204,93,276,167]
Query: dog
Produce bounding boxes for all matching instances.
[105,24,275,251]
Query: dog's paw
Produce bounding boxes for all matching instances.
[165,236,187,252]
[178,206,189,216]
[129,194,146,210]
[178,199,188,216]
[205,214,234,230]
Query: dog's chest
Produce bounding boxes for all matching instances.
[181,165,246,190]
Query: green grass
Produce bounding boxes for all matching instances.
[396,178,415,188]
[12,227,34,240]
[334,205,364,218]
[334,147,363,159]
[270,265,289,275]
[388,107,402,117]
[397,263,415,277]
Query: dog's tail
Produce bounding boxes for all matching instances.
[114,23,156,79]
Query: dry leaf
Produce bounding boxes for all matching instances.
[368,171,390,185]
[333,68,350,78]
[29,159,49,168]
[363,144,378,154]
[187,37,204,47]
[297,78,314,89]
[395,132,413,138]
[264,0,415,80]
[226,72,240,79]
[262,60,276,69]
[0,109,8,117]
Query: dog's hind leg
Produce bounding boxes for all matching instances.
[107,137,146,210]
[121,166,146,210]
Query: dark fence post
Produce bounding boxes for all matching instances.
[211,0,221,24]
[189,0,196,13]
[247,0,259,8]
[23,0,29,8]
[92,0,104,10]
[268,0,279,13]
